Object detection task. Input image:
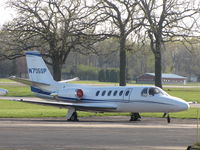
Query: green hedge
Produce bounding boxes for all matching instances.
[98,68,119,82]
[66,65,119,82]
[77,64,99,80]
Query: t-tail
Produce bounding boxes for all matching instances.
[26,51,55,85]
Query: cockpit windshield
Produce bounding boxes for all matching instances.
[141,87,168,96]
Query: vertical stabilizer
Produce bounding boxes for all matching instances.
[26,51,55,84]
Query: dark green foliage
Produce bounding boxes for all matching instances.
[98,69,106,82]
[63,65,119,82]
[77,65,99,80]
[105,70,110,82]
[98,68,119,82]
[110,69,119,82]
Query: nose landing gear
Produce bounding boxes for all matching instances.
[163,113,171,123]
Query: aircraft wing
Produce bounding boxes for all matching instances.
[0,88,8,96]
[9,76,50,86]
[11,98,117,111]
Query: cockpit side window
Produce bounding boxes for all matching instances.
[141,87,164,97]
[149,88,160,96]
[141,88,148,97]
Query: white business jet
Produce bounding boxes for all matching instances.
[9,51,189,123]
[0,88,8,95]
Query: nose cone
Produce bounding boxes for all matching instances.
[169,96,190,112]
[178,101,190,111]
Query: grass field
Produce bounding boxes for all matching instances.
[164,88,200,102]
[142,108,199,119]
[0,78,200,118]
[0,99,199,119]
[0,85,34,97]
[0,78,14,82]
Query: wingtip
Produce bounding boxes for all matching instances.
[9,76,16,79]
[75,77,80,81]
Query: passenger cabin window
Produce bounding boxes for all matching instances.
[113,90,118,96]
[102,90,106,96]
[96,91,100,96]
[119,90,123,96]
[125,90,130,96]
[108,90,112,96]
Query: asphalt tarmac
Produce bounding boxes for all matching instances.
[0,117,197,150]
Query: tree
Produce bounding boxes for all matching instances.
[0,0,104,81]
[137,0,200,88]
[98,0,143,86]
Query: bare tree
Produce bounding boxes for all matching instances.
[97,0,143,86]
[137,0,200,88]
[0,0,104,81]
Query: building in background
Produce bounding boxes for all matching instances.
[136,73,187,85]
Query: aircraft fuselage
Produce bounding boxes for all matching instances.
[31,83,189,113]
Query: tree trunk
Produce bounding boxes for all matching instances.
[119,36,126,86]
[52,56,62,81]
[154,42,162,88]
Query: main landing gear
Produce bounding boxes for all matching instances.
[66,108,79,121]
[130,112,141,121]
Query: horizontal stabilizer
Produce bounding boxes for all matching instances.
[11,98,117,111]
[59,77,80,83]
[9,76,50,86]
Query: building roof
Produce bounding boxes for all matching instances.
[145,73,186,79]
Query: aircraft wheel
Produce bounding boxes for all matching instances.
[167,114,171,123]
[67,112,79,121]
[130,112,141,121]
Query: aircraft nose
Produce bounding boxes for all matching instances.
[177,101,190,111]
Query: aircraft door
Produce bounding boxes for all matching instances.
[123,88,132,102]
